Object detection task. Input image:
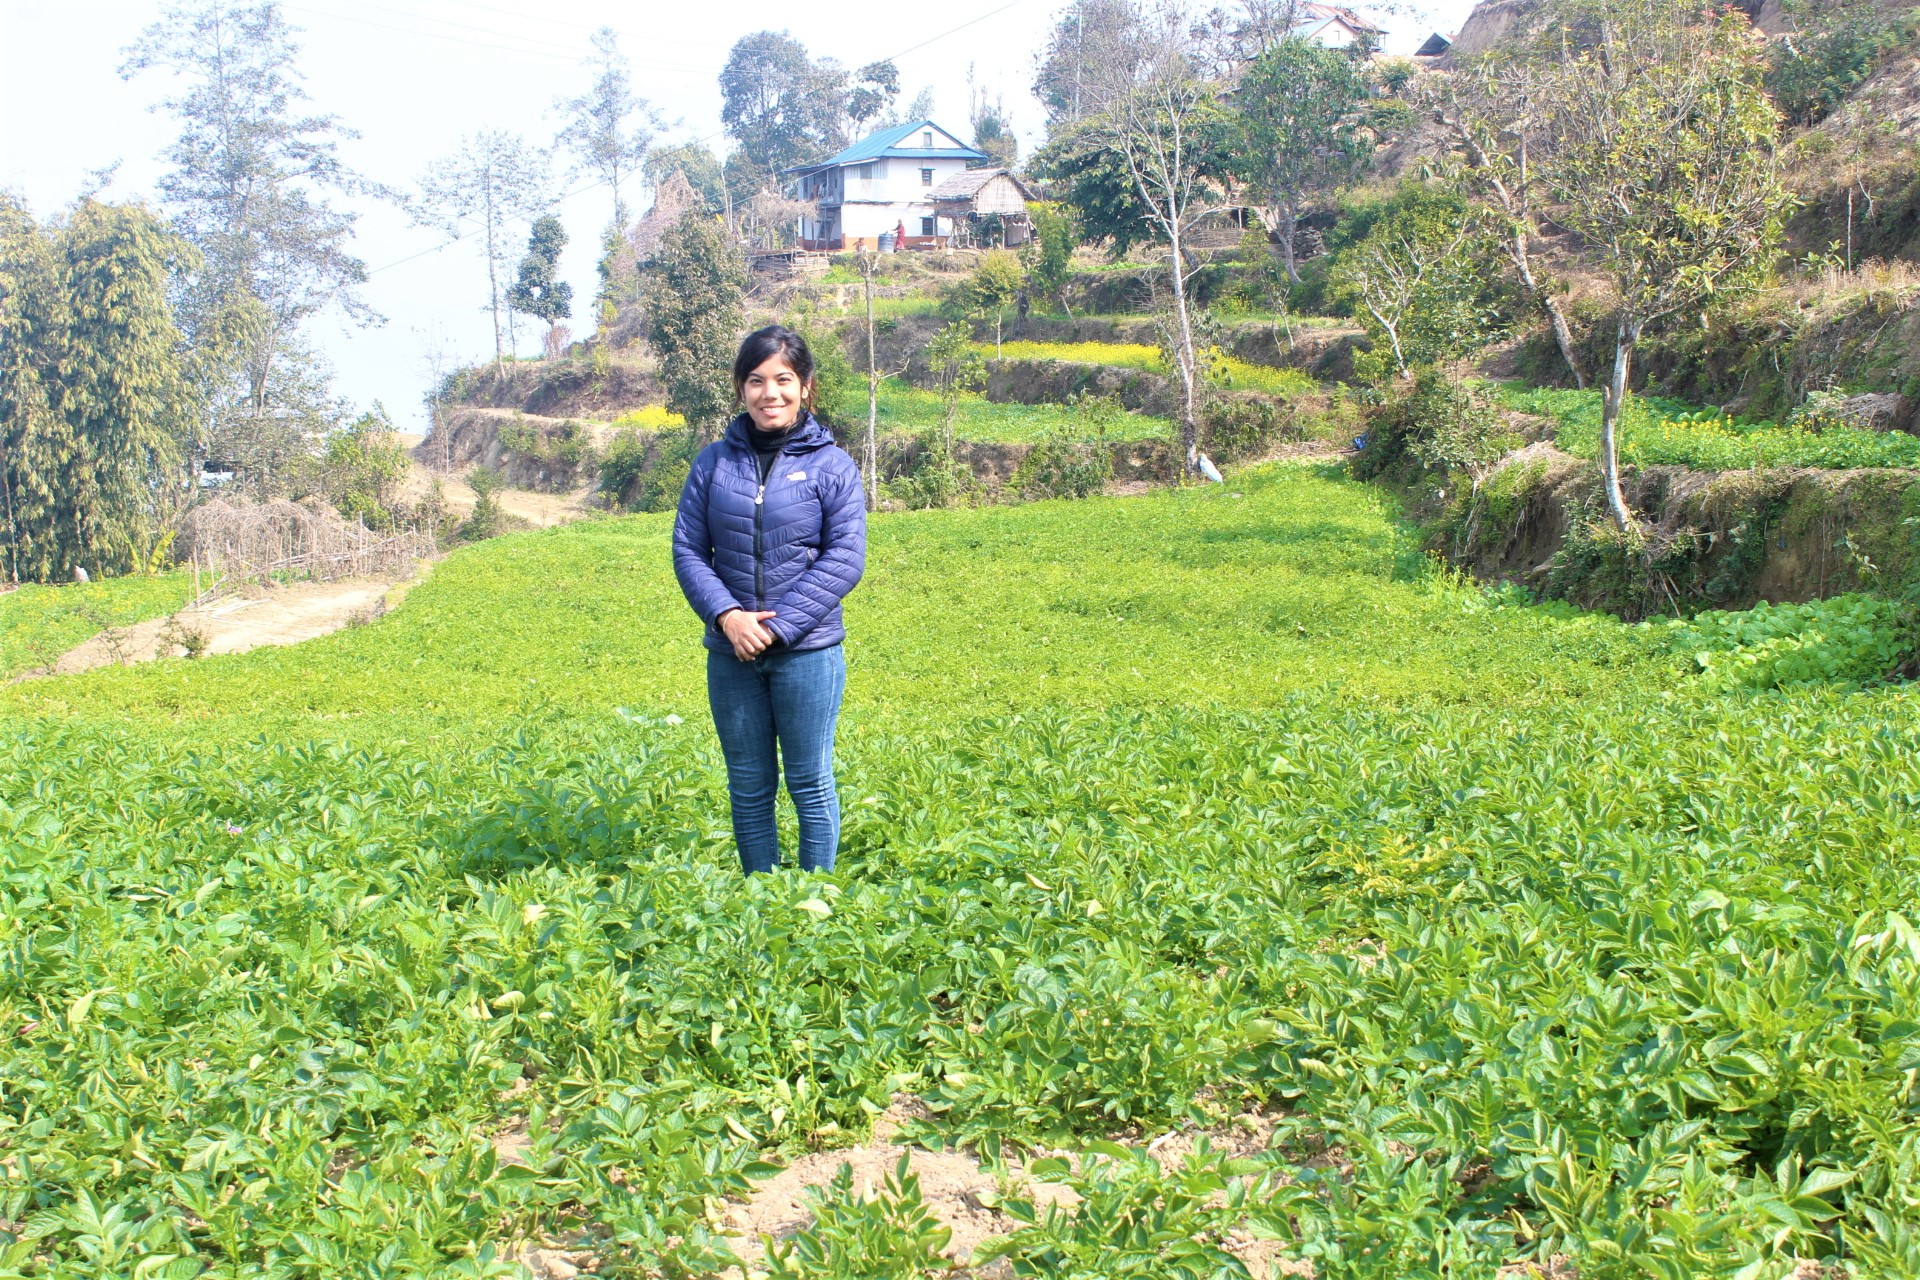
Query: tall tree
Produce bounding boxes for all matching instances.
[1421,57,1586,387]
[555,27,661,227]
[0,195,71,585]
[508,215,573,359]
[969,74,1020,169]
[0,199,190,582]
[1032,0,1147,127]
[718,31,848,190]
[1232,39,1371,284]
[121,0,374,494]
[414,132,551,367]
[645,215,747,439]
[1053,9,1231,477]
[848,61,901,131]
[1539,0,1791,531]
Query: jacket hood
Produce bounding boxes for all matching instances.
[721,411,836,454]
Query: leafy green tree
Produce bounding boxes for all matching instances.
[947,251,1025,354]
[718,32,848,194]
[1022,201,1081,317]
[508,215,574,359]
[414,132,552,366]
[1540,0,1791,530]
[847,61,901,130]
[1421,57,1587,387]
[0,196,71,585]
[120,0,374,498]
[645,143,727,216]
[1232,39,1370,283]
[0,199,191,582]
[1330,189,1504,382]
[645,215,748,439]
[925,322,987,456]
[323,402,409,527]
[555,27,661,227]
[1032,0,1148,127]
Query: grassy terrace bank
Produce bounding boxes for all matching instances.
[2,463,1917,1276]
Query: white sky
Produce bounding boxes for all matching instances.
[1,0,1473,431]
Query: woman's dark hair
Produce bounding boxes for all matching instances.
[732,325,816,404]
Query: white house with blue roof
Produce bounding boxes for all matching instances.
[788,119,987,252]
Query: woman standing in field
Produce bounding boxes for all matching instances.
[672,326,867,874]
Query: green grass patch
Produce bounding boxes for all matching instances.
[0,572,191,679]
[1503,384,1920,470]
[875,384,1171,444]
[2,466,1918,1274]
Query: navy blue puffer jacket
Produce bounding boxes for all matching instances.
[672,412,866,654]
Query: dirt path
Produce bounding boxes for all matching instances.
[40,577,412,677]
[397,432,596,528]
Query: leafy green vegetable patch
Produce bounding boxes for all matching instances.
[1,464,1916,1277]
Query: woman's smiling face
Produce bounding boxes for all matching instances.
[742,356,808,431]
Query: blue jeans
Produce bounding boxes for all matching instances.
[706,644,847,874]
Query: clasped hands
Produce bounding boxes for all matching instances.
[718,608,779,661]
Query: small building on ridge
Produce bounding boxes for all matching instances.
[788,119,988,251]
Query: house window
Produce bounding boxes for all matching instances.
[856,163,873,180]
[921,167,934,186]
[923,130,934,147]
[921,216,936,237]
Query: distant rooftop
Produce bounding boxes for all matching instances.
[788,119,988,174]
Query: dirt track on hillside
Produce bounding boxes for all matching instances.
[35,577,411,678]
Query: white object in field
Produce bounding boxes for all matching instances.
[73,565,90,583]
[1198,454,1224,484]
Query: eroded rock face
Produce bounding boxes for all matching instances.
[1837,392,1914,433]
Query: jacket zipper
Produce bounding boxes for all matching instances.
[752,479,766,608]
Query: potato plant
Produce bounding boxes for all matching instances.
[0,465,1916,1276]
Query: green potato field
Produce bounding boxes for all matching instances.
[2,463,1918,1277]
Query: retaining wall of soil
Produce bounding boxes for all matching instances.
[1436,442,1920,616]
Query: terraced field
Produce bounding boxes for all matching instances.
[3,463,1917,1278]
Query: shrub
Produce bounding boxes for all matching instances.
[1767,2,1913,126]
[1012,392,1118,500]
[631,431,699,514]
[1203,397,1298,462]
[1354,371,1510,482]
[597,430,652,506]
[461,467,506,540]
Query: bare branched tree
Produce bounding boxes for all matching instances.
[1101,9,1234,477]
[1537,0,1791,531]
[1421,59,1587,388]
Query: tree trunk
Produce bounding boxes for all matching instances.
[484,172,503,368]
[0,442,17,585]
[1508,228,1585,389]
[1276,198,1302,285]
[1600,318,1641,532]
[1166,232,1201,477]
[862,257,879,511]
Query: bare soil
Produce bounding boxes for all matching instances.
[38,577,411,677]
[399,430,599,527]
[714,1097,1076,1278]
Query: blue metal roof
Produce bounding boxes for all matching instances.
[790,120,987,173]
